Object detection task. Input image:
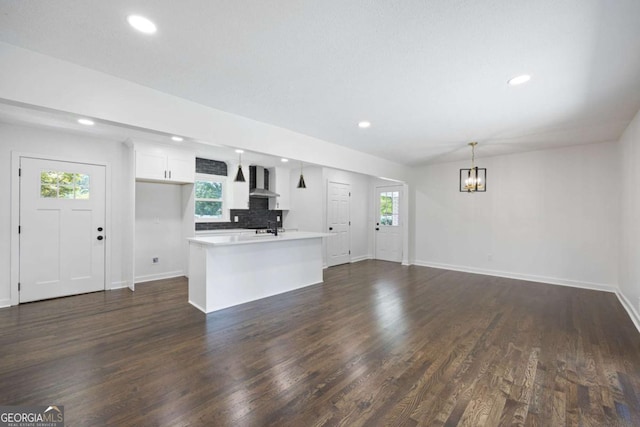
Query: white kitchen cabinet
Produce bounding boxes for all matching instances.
[268,167,290,210]
[228,163,250,209]
[136,146,195,184]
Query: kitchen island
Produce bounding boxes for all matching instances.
[187,232,331,313]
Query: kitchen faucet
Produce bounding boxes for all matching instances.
[267,220,278,236]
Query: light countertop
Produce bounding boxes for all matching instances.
[188,231,332,247]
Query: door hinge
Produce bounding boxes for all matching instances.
[18,282,20,291]
[349,221,351,226]
[349,250,351,254]
[349,192,351,196]
[18,225,21,234]
[18,168,21,177]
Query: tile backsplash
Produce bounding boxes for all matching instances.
[195,159,282,231]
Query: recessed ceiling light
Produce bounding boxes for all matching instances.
[281,158,289,162]
[171,136,183,142]
[127,15,157,34]
[77,118,94,126]
[235,149,244,154]
[508,74,531,86]
[358,121,371,128]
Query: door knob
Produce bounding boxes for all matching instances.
[375,228,379,231]
[97,227,103,232]
[97,236,104,241]
[329,227,333,231]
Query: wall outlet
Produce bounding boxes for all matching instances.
[152,257,159,264]
[234,216,239,222]
[277,215,281,222]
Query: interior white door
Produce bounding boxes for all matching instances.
[19,157,106,303]
[327,181,350,267]
[375,186,403,262]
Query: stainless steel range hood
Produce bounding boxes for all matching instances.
[249,166,280,198]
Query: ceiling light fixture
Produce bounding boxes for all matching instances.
[508,74,531,86]
[459,142,486,193]
[127,15,157,34]
[77,118,94,126]
[171,136,183,142]
[297,162,307,189]
[358,121,371,128]
[234,150,246,182]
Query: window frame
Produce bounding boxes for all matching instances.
[194,173,228,223]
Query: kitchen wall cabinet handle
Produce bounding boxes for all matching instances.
[375,228,379,231]
[329,227,333,231]
[169,170,172,179]
[164,170,167,179]
[97,235,104,241]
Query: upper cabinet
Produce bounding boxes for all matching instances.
[135,145,195,184]
[268,167,291,210]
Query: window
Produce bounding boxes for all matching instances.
[41,171,90,199]
[195,174,226,222]
[379,191,399,226]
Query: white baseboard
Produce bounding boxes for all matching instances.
[412,260,617,293]
[0,298,11,308]
[109,281,129,290]
[188,300,207,314]
[135,270,184,284]
[616,291,640,334]
[351,255,372,263]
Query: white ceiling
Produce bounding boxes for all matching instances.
[1,0,639,165]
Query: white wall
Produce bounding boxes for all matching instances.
[412,142,619,291]
[619,108,640,323]
[0,123,131,306]
[284,166,324,234]
[134,182,186,282]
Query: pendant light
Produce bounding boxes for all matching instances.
[234,150,246,182]
[459,142,486,192]
[297,162,307,189]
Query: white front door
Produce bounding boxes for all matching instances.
[19,157,106,303]
[375,186,403,262]
[327,181,350,267]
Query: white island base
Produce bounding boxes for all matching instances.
[187,233,329,313]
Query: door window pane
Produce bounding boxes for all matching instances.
[40,171,90,199]
[379,191,400,226]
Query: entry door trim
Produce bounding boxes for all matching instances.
[10,151,112,306]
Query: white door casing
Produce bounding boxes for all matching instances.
[327,181,350,267]
[375,186,403,262]
[19,157,106,303]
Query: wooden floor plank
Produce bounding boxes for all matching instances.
[1,260,639,426]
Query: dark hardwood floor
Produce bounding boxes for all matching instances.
[1,261,639,426]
